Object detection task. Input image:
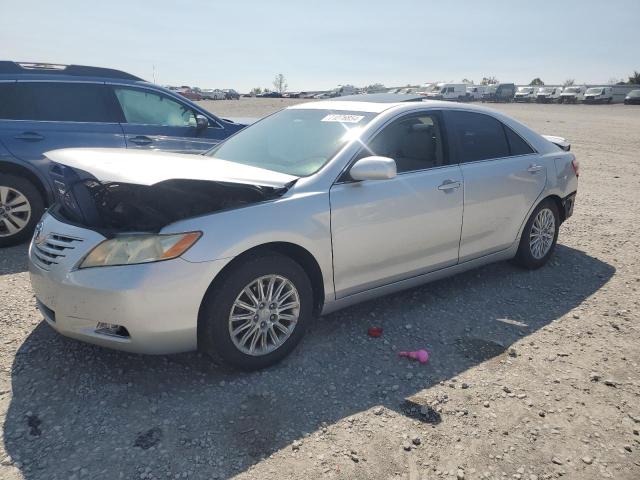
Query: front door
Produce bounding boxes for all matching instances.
[330,112,464,298]
[111,86,225,153]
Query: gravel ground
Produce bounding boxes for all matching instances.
[1,100,639,480]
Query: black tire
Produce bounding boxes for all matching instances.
[198,253,314,370]
[513,199,560,270]
[0,174,45,247]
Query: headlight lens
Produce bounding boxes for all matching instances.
[79,232,201,268]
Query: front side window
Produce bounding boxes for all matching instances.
[206,109,376,176]
[448,111,510,162]
[361,113,445,173]
[0,82,117,122]
[113,88,196,127]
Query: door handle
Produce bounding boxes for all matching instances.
[14,132,44,141]
[129,135,152,145]
[527,164,544,173]
[437,180,461,191]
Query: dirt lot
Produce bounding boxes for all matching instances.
[1,99,639,480]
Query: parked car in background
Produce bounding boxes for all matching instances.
[30,99,577,369]
[481,83,516,102]
[582,87,613,104]
[466,85,487,101]
[558,86,586,103]
[514,86,536,102]
[535,86,563,103]
[200,89,225,100]
[424,83,467,101]
[176,87,203,101]
[624,89,640,105]
[223,89,240,100]
[256,91,282,98]
[0,61,247,246]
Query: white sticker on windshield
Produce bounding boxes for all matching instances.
[321,114,365,123]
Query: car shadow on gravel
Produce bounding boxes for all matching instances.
[3,244,614,479]
[0,243,29,276]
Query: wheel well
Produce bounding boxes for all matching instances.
[0,162,49,205]
[545,195,566,223]
[201,242,326,317]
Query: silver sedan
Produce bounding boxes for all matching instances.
[29,100,578,370]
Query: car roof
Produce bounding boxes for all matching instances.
[327,93,425,103]
[288,98,508,115]
[0,61,144,83]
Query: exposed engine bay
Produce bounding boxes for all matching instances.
[48,163,289,235]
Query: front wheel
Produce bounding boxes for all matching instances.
[0,175,45,247]
[199,253,313,370]
[514,199,560,269]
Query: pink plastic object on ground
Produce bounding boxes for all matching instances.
[398,349,429,364]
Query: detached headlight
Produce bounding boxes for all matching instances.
[79,232,201,268]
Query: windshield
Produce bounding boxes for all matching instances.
[517,87,534,93]
[564,87,580,94]
[586,88,603,95]
[206,109,377,176]
[628,90,640,97]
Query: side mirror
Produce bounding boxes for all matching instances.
[195,114,209,130]
[349,156,397,181]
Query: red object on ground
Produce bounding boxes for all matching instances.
[368,327,383,338]
[398,349,429,364]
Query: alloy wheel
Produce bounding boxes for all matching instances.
[0,186,32,237]
[529,208,555,259]
[228,274,301,356]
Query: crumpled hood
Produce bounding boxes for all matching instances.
[45,148,299,188]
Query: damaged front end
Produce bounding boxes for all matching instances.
[48,163,290,236]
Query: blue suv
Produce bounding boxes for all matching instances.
[0,61,247,246]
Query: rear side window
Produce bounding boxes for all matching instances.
[504,126,535,155]
[113,87,196,127]
[448,111,509,162]
[0,82,118,122]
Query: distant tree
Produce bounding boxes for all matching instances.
[250,87,262,96]
[529,78,545,86]
[273,73,288,94]
[627,70,640,84]
[563,79,575,87]
[608,77,624,85]
[461,78,474,84]
[481,76,499,85]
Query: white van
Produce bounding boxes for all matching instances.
[535,86,563,103]
[514,86,536,102]
[582,86,613,104]
[424,83,467,101]
[466,85,486,101]
[559,86,587,104]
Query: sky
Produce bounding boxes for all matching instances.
[1,0,638,91]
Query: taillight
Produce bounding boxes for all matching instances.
[571,159,580,177]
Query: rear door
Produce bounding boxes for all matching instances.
[445,110,546,262]
[0,81,125,161]
[110,85,227,153]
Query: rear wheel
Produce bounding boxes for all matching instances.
[0,175,45,247]
[199,253,313,370]
[514,199,559,269]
